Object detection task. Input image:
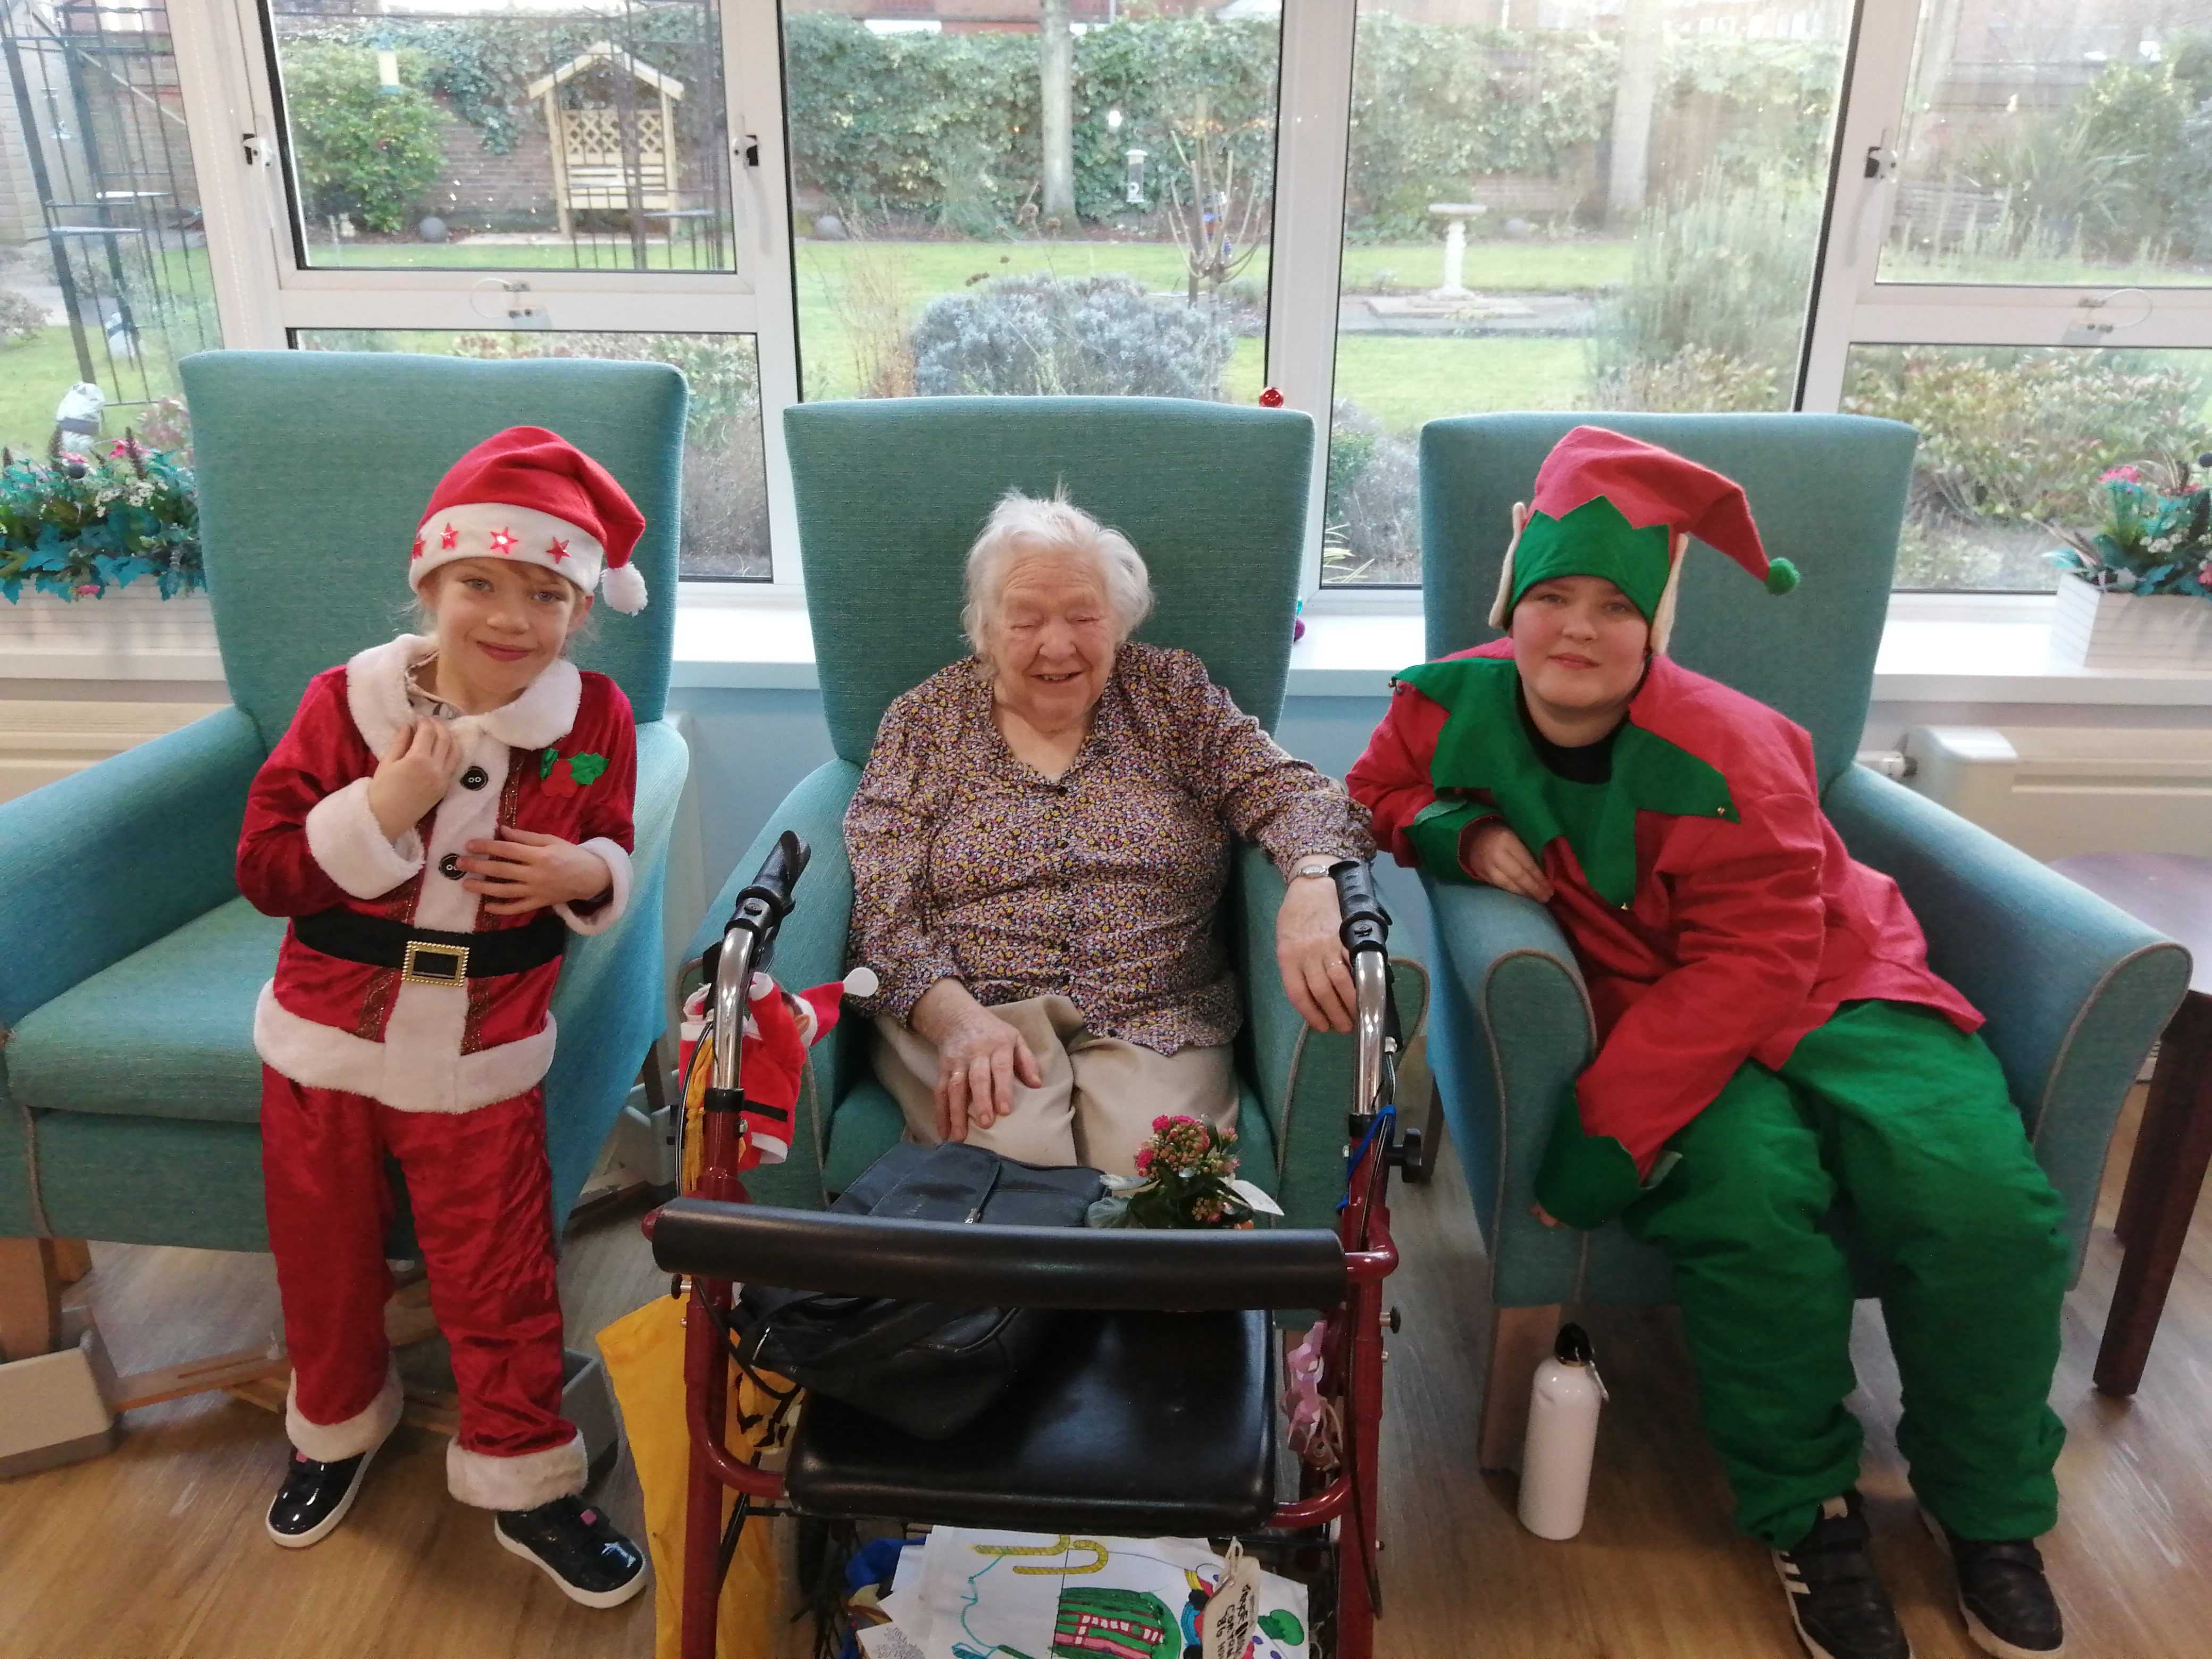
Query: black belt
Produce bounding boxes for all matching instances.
[292,909,568,985]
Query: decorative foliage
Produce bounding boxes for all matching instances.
[2046,456,2212,598]
[910,273,1235,399]
[282,44,448,234]
[1088,1115,1268,1230]
[0,437,202,603]
[0,289,46,349]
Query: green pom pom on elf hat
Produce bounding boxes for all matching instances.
[1764,556,1800,594]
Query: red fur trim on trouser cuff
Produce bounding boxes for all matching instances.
[446,1431,588,1511]
[287,1361,403,1463]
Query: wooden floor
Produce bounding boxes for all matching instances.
[4,1089,2209,1659]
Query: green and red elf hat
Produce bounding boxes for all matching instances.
[409,425,649,613]
[1486,425,1797,652]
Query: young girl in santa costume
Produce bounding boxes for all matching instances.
[236,426,652,1607]
[1349,429,2069,1659]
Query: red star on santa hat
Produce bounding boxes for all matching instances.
[547,537,570,562]
[488,527,518,556]
[410,536,424,560]
[440,523,458,550]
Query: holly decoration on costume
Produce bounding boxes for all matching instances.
[1090,1115,1283,1230]
[538,748,608,797]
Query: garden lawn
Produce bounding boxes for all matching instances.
[1333,337,1593,432]
[0,329,117,455]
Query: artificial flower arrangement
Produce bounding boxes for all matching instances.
[1087,1113,1284,1230]
[2046,453,2212,599]
[0,434,202,604]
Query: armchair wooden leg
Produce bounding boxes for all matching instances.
[52,1239,93,1285]
[1479,1302,1561,1471]
[0,1237,64,1363]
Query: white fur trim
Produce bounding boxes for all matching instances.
[447,1430,588,1511]
[599,559,648,615]
[305,777,425,900]
[255,982,558,1114]
[412,502,605,600]
[843,966,881,999]
[1648,529,1689,654]
[554,837,631,935]
[287,1361,403,1463]
[345,634,582,757]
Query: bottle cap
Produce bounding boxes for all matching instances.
[1555,1322,1594,1365]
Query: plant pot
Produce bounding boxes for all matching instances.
[0,585,218,662]
[2050,575,2212,671]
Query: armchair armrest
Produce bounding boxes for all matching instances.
[0,707,261,1031]
[1824,765,2189,1271]
[684,761,863,1211]
[1422,875,1595,1297]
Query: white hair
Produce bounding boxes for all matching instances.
[961,489,1154,656]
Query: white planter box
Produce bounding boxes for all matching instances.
[0,587,222,682]
[2050,575,2212,671]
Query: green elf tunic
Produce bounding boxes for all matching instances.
[1348,644,2069,1549]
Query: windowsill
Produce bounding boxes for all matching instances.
[9,585,2212,707]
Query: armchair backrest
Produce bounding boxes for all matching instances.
[785,397,1313,764]
[181,351,685,747]
[1420,413,1915,790]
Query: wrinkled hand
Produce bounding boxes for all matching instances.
[367,718,464,840]
[1462,818,1555,903]
[929,1002,1044,1143]
[1276,870,1356,1033]
[457,827,611,916]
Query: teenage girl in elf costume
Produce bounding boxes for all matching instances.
[1349,429,2070,1659]
[235,427,652,1606]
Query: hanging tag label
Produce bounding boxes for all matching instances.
[1226,1178,1285,1218]
[1203,1541,1262,1659]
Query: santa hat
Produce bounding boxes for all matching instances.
[409,425,649,614]
[1486,426,1797,652]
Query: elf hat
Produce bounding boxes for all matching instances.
[410,426,649,614]
[1487,425,1797,652]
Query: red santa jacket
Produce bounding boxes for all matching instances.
[238,634,637,1114]
[1347,643,1979,1176]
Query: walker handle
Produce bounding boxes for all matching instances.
[1331,858,1390,957]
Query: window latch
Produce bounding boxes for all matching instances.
[738,135,760,169]
[242,132,272,167]
[1863,145,1898,181]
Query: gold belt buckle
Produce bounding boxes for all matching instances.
[400,940,470,986]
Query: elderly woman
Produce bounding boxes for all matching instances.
[844,490,1374,1177]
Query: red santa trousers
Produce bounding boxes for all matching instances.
[261,1068,585,1510]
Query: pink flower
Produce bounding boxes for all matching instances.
[1134,1146,1153,1174]
[2101,466,2142,484]
[74,583,99,597]
[1151,1115,1170,1133]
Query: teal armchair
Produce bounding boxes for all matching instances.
[684,397,1423,1229]
[1412,413,2190,1465]
[0,352,688,1327]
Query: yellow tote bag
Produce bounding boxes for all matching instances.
[598,1295,786,1659]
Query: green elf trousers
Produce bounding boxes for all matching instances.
[1618,1000,2069,1550]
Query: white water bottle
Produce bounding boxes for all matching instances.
[1518,1321,1606,1540]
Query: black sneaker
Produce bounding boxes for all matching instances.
[495,1495,647,1608]
[265,1445,378,1549]
[1924,1512,2066,1658]
[1771,1492,1914,1659]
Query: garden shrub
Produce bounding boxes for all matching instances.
[282,44,447,233]
[1323,400,1421,585]
[0,289,45,348]
[910,274,1235,399]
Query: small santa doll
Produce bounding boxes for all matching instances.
[236,426,652,1606]
[678,966,877,1183]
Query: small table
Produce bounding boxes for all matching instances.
[2048,853,2212,1396]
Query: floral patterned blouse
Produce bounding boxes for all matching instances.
[845,642,1374,1054]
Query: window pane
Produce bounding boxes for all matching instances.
[1327,0,1849,585]
[295,329,770,580]
[1880,1,2212,284]
[1844,343,2212,591]
[780,1,1277,404]
[0,0,217,458]
[263,0,735,273]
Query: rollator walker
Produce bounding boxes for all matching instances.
[646,834,1411,1659]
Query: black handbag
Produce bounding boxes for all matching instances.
[731,1141,1104,1440]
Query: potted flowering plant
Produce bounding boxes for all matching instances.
[0,434,203,604]
[2045,455,2212,669]
[1087,1114,1284,1230]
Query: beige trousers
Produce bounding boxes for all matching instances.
[871,994,1236,1178]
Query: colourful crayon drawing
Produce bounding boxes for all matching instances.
[1050,1588,1178,1659]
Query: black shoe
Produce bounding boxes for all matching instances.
[1772,1492,1914,1659]
[495,1495,647,1608]
[1924,1512,2066,1658]
[265,1445,378,1548]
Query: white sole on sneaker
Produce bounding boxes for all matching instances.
[1920,1511,2066,1659]
[1771,1551,1918,1659]
[494,1516,648,1608]
[265,1442,381,1550]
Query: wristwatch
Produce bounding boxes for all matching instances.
[1293,859,1336,881]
